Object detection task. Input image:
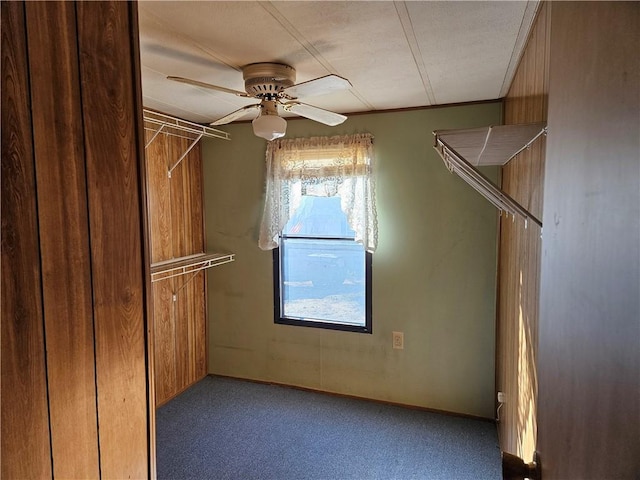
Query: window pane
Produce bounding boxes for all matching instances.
[283,196,355,238]
[281,237,365,326]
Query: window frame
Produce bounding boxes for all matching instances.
[273,237,372,334]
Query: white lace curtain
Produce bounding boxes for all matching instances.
[258,133,378,252]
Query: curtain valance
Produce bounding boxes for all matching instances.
[258,133,377,252]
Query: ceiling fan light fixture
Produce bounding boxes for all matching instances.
[168,63,352,134]
[252,113,287,141]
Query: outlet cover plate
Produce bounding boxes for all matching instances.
[392,331,404,349]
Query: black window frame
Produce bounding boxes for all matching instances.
[273,235,372,334]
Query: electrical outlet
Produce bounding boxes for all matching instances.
[497,391,506,403]
[392,331,404,349]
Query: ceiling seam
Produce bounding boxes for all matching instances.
[258,1,375,111]
[139,7,242,73]
[498,0,541,97]
[393,1,437,106]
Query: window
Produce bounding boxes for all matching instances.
[259,134,377,333]
[274,196,372,332]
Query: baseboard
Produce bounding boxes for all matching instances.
[208,373,495,423]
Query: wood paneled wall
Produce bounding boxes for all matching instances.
[145,130,208,406]
[499,5,640,476]
[1,4,52,476]
[497,1,550,463]
[538,3,639,477]
[1,2,151,477]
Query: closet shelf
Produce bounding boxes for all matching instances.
[433,123,546,228]
[143,109,231,177]
[150,252,235,283]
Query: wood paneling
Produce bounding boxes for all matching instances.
[77,2,149,477]
[25,3,100,477]
[129,6,157,476]
[189,149,206,253]
[170,141,188,258]
[538,3,639,478]
[193,273,208,380]
[2,1,151,476]
[497,1,549,463]
[175,271,207,386]
[499,3,640,475]
[145,130,207,406]
[1,3,52,477]
[154,279,178,402]
[147,128,173,263]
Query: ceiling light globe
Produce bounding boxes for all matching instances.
[252,114,287,141]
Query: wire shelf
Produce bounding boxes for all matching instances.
[150,252,235,283]
[143,109,231,176]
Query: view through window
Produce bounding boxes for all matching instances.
[275,195,371,332]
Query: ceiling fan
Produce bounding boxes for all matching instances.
[168,63,352,141]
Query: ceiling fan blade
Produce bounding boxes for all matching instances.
[167,76,250,97]
[283,75,352,99]
[282,101,347,126]
[211,104,261,125]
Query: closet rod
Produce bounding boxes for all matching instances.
[143,109,231,177]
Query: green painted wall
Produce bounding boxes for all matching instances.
[203,102,502,418]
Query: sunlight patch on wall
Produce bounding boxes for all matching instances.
[517,270,537,463]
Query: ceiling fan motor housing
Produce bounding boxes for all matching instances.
[242,63,296,98]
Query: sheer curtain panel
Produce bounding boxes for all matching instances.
[259,133,377,252]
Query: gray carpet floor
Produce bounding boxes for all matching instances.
[156,376,501,479]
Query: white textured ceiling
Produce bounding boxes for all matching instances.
[138,1,539,125]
